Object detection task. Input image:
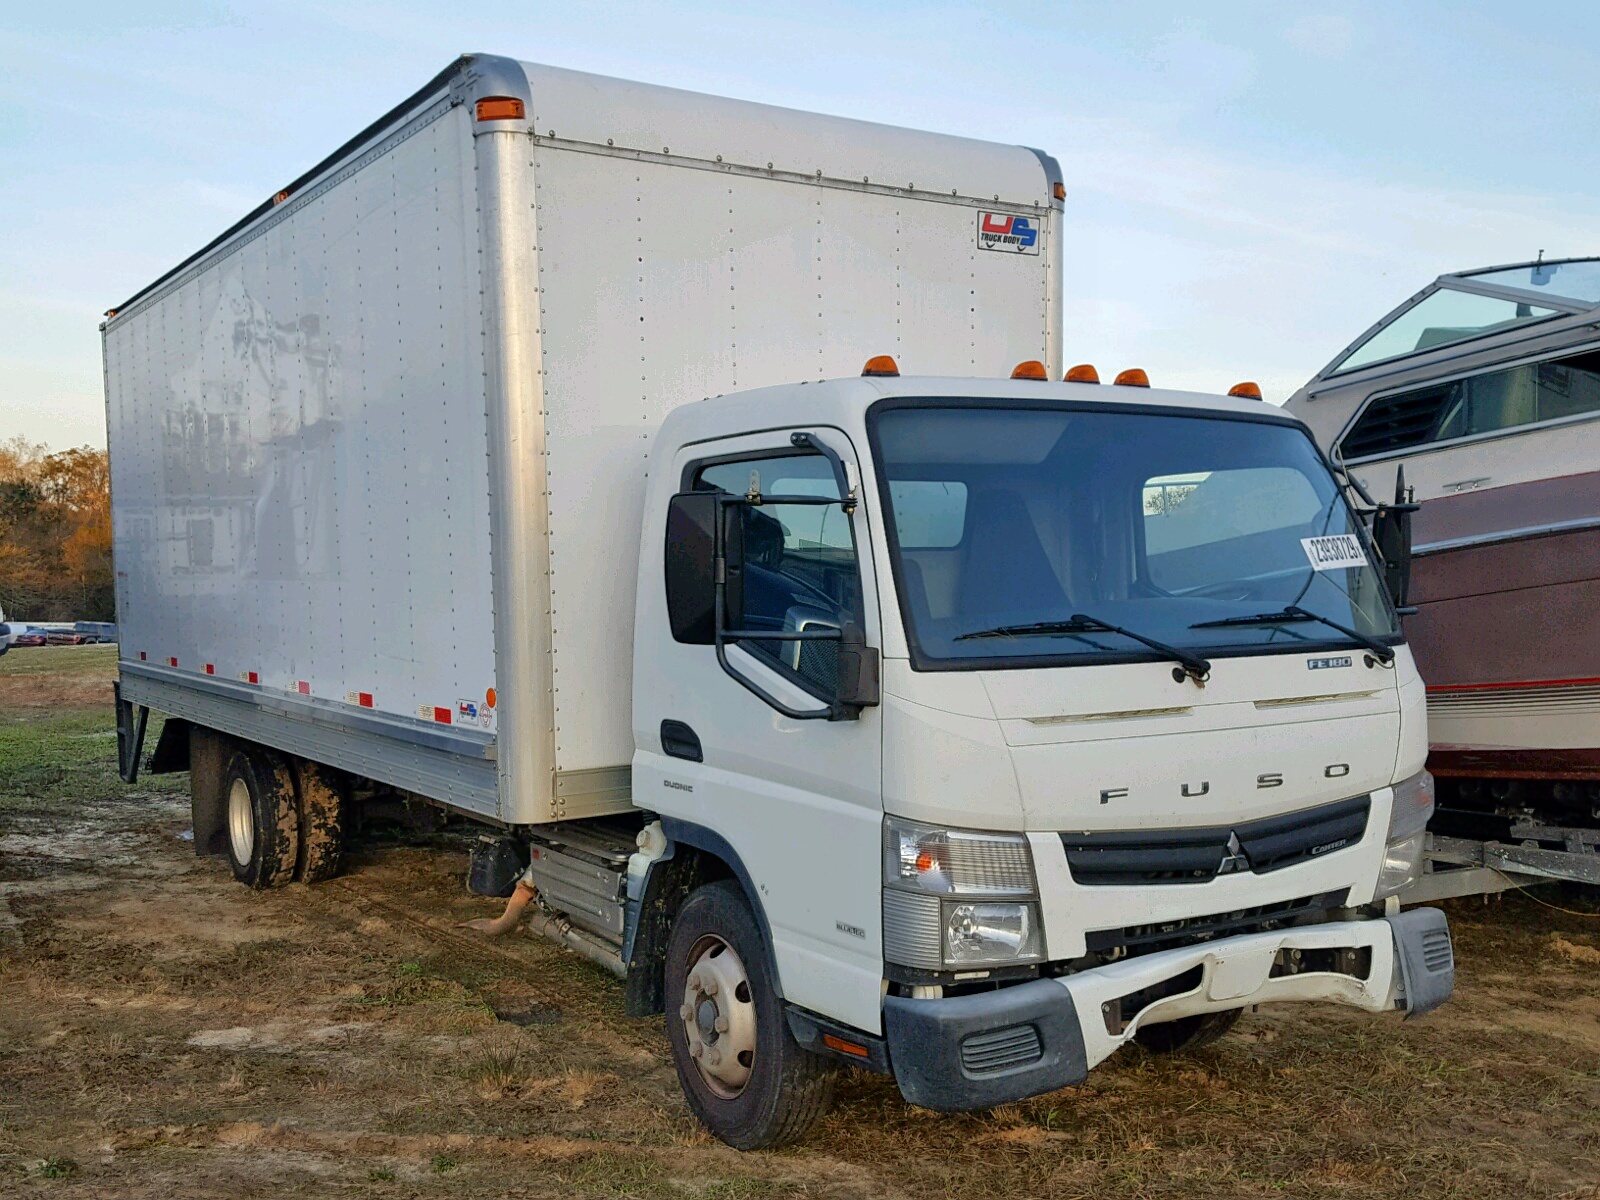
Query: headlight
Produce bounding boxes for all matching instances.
[945,902,1042,965]
[882,817,1042,970]
[1375,771,1435,899]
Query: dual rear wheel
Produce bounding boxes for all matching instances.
[223,745,346,889]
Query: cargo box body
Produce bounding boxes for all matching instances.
[104,54,1063,825]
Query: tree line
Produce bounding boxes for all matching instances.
[0,437,114,622]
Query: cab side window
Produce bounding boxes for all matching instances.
[692,452,860,696]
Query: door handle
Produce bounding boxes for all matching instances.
[660,719,703,763]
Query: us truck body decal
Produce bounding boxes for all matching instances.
[977,211,1041,255]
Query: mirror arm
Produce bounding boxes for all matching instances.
[789,431,857,513]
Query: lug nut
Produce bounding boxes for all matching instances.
[687,972,702,991]
[714,1016,729,1033]
[705,1048,722,1066]
[679,1003,693,1022]
[702,979,719,997]
[690,1043,703,1059]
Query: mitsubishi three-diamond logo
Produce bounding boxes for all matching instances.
[1217,831,1249,875]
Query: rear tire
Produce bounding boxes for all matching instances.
[290,759,346,883]
[223,747,299,890]
[1134,1008,1243,1054]
[665,881,836,1148]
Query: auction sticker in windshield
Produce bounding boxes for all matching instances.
[977,212,1041,255]
[1302,534,1368,571]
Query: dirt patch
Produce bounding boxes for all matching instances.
[1550,934,1600,965]
[5,649,1600,1197]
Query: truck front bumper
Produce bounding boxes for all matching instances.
[883,907,1453,1111]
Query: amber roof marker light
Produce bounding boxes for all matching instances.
[476,96,526,121]
[862,355,900,377]
[1113,368,1150,387]
[1010,360,1049,380]
[1228,381,1264,400]
[1064,364,1100,384]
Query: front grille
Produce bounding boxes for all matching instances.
[1062,795,1370,885]
[960,1024,1043,1074]
[1083,889,1349,957]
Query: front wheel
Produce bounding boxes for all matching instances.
[665,881,836,1148]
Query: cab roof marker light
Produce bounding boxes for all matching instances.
[1113,368,1150,387]
[475,96,526,121]
[1053,181,1066,202]
[1010,360,1049,380]
[1229,380,1264,400]
[862,355,900,377]
[1065,364,1100,384]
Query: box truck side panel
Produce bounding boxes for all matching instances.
[526,127,1055,810]
[108,104,502,815]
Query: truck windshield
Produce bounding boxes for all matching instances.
[868,402,1399,669]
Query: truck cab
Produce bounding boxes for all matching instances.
[628,363,1454,1141]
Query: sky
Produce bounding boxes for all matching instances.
[4,1,1599,450]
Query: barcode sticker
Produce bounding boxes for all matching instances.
[1302,534,1368,571]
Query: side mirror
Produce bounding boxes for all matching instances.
[665,492,743,644]
[1371,464,1416,609]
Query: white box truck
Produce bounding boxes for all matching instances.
[104,54,1454,1148]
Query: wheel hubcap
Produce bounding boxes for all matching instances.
[678,934,756,1098]
[227,777,254,865]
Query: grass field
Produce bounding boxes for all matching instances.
[2,646,1600,1198]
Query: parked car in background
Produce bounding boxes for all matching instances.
[46,630,91,645]
[74,622,118,644]
[12,628,48,647]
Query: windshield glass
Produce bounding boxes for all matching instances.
[870,403,1398,669]
[1333,287,1561,375]
[1463,259,1600,304]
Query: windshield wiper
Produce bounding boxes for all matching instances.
[1190,604,1395,665]
[955,613,1211,684]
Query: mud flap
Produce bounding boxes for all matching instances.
[114,682,148,784]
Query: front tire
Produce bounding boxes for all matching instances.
[223,747,299,889]
[1134,1008,1243,1054]
[665,881,836,1148]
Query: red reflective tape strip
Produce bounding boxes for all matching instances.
[433,706,452,724]
[1427,676,1600,693]
[297,681,310,695]
[205,663,215,675]
[168,657,178,667]
[248,671,259,684]
[359,692,373,707]
[139,652,147,661]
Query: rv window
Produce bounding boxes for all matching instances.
[1341,350,1600,459]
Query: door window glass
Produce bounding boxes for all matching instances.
[694,452,860,695]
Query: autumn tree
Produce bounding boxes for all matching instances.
[0,437,115,622]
